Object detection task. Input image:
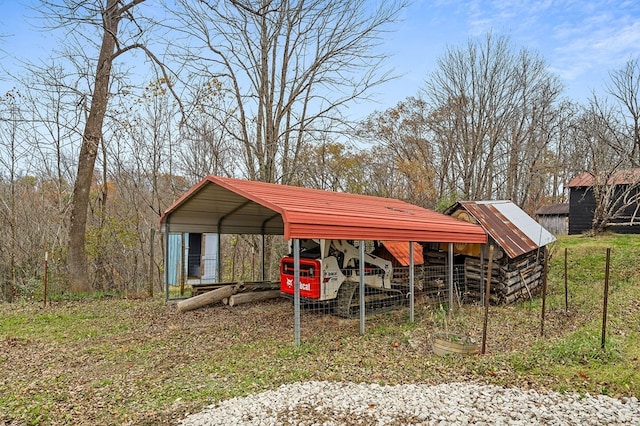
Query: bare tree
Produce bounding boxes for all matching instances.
[170,0,407,184]
[605,58,640,166]
[20,64,82,222]
[177,78,235,183]
[111,78,183,213]
[422,33,564,207]
[573,59,640,233]
[0,89,67,301]
[0,90,25,302]
[592,170,640,233]
[547,100,581,203]
[291,138,370,193]
[35,0,183,292]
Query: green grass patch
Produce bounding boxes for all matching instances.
[537,329,622,366]
[0,308,130,342]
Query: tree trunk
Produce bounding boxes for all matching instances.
[67,0,119,293]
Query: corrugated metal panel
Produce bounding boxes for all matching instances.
[566,171,593,188]
[161,176,487,244]
[166,233,182,286]
[452,200,556,259]
[567,169,640,188]
[381,242,424,266]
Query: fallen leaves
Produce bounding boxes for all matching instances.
[0,293,638,425]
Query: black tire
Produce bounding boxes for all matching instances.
[334,280,359,318]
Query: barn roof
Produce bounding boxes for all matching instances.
[566,169,640,188]
[445,200,556,259]
[160,176,487,243]
[534,203,569,216]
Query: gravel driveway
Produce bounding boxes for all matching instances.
[179,381,640,425]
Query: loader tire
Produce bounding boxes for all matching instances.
[334,280,359,318]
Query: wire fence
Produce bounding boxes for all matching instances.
[290,263,472,342]
[5,237,630,360]
[263,241,625,353]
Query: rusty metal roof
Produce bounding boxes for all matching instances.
[381,241,424,266]
[160,176,487,244]
[566,171,594,188]
[567,169,640,188]
[445,200,556,259]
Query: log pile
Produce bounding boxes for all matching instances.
[464,252,544,304]
[424,250,448,267]
[191,280,280,296]
[177,283,244,312]
[177,281,281,312]
[422,251,448,291]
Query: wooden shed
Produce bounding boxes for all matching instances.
[534,203,569,235]
[435,200,556,305]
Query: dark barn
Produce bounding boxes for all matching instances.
[567,169,640,235]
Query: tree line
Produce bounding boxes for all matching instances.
[1,1,639,301]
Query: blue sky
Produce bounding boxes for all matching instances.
[380,0,640,109]
[1,1,639,116]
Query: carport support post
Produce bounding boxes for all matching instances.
[448,242,454,315]
[261,234,266,281]
[359,240,366,335]
[409,242,415,323]
[293,239,301,345]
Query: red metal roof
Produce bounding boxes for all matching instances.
[566,169,640,188]
[161,176,487,244]
[381,241,424,266]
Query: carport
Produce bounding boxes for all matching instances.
[160,176,487,343]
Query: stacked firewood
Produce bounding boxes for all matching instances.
[464,252,545,304]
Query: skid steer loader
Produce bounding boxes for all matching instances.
[280,239,404,317]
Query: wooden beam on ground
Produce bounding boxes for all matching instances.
[225,290,282,307]
[177,283,245,312]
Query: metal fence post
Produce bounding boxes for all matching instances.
[448,242,454,314]
[601,248,611,349]
[359,240,366,335]
[409,242,415,323]
[294,239,301,345]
